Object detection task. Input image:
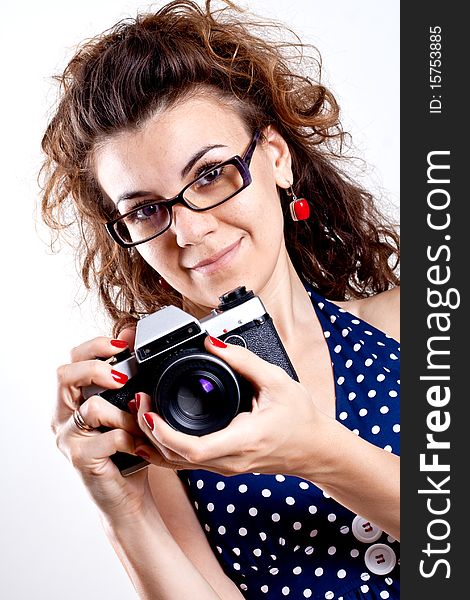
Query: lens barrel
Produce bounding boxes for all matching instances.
[153,350,242,435]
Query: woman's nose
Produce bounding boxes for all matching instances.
[171,204,218,246]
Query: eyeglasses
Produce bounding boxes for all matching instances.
[105,130,260,248]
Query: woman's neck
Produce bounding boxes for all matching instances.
[181,249,318,345]
[254,253,317,345]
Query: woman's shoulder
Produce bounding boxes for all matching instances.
[335,286,400,342]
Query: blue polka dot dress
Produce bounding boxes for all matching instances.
[178,285,400,599]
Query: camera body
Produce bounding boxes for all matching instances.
[83,286,298,475]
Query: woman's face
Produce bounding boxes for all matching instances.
[94,93,293,311]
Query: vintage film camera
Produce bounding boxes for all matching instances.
[83,286,298,476]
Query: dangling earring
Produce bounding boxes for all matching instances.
[287,186,310,221]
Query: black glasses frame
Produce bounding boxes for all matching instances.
[105,130,261,248]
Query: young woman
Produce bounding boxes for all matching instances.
[40,1,400,598]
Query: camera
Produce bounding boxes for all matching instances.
[83,286,298,476]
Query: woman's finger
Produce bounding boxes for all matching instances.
[70,336,130,363]
[132,442,172,469]
[56,397,148,472]
[57,359,130,393]
[53,378,140,438]
[116,327,136,351]
[143,409,255,467]
[136,393,191,466]
[204,335,288,390]
[79,394,143,436]
[60,425,137,472]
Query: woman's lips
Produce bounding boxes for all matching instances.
[190,239,242,274]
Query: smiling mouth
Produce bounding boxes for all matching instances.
[190,239,242,274]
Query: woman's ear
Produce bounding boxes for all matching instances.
[263,125,293,189]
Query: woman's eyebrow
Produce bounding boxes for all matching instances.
[180,144,226,178]
[117,190,154,206]
[116,144,228,205]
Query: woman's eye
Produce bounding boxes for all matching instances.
[126,204,160,222]
[197,166,224,187]
[138,205,158,218]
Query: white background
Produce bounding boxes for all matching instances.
[0,1,399,598]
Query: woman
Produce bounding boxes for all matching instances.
[40,1,400,598]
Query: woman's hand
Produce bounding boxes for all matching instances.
[52,334,157,520]
[134,336,336,479]
[134,335,400,539]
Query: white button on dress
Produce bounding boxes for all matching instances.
[352,516,383,543]
[364,543,397,575]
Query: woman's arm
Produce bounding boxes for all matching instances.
[299,419,400,540]
[304,286,400,538]
[305,287,400,540]
[102,466,243,600]
[53,335,243,600]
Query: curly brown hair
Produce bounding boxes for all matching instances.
[39,0,399,335]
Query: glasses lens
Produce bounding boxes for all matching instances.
[184,163,244,209]
[114,203,171,244]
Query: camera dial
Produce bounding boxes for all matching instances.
[218,286,255,310]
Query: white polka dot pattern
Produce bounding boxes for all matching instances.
[179,286,400,599]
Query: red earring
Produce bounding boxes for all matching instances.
[287,187,310,221]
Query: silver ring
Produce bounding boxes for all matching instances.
[72,409,95,433]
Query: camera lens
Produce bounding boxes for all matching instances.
[175,372,223,418]
[154,350,242,435]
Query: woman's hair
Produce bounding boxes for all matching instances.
[40,0,399,334]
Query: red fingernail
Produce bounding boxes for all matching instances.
[135,449,150,460]
[127,399,137,416]
[111,369,129,384]
[135,393,141,410]
[111,339,128,348]
[143,413,154,430]
[208,335,227,348]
